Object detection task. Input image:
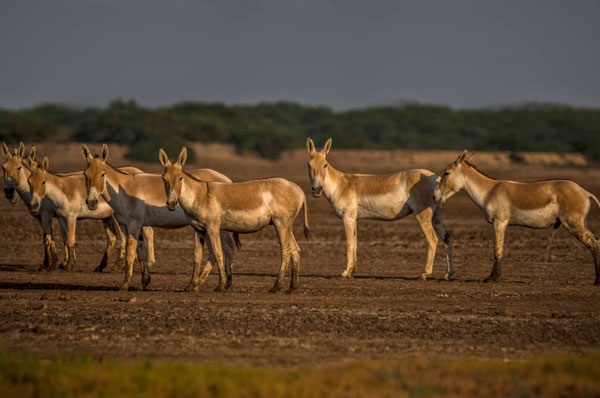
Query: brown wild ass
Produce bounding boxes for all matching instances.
[3,142,61,269]
[27,155,151,272]
[433,150,600,284]
[82,144,237,291]
[306,138,454,280]
[160,147,310,293]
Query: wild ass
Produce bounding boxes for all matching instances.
[306,137,454,280]
[27,155,151,273]
[82,144,237,291]
[160,147,310,293]
[433,150,600,284]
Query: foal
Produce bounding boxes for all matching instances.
[306,138,454,280]
[83,144,236,291]
[434,150,600,284]
[160,147,309,293]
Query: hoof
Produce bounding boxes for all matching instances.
[214,285,225,293]
[483,275,498,283]
[339,272,353,279]
[119,284,129,291]
[443,273,454,281]
[93,266,103,273]
[420,273,429,281]
[37,265,49,272]
[285,287,296,295]
[268,286,280,294]
[184,283,199,292]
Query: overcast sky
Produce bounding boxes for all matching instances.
[1,0,599,110]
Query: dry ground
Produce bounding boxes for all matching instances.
[0,143,599,366]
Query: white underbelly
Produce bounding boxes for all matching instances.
[357,196,409,220]
[510,205,558,228]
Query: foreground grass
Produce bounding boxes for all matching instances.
[1,352,599,398]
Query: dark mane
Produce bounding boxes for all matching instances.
[103,160,130,175]
[183,170,208,183]
[464,160,496,180]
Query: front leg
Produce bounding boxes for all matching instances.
[184,229,205,292]
[57,217,69,269]
[484,219,507,283]
[121,225,140,291]
[341,216,358,278]
[39,213,59,271]
[206,225,227,292]
[63,217,77,271]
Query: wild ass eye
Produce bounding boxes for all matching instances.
[17,167,22,171]
[42,181,46,185]
[179,176,183,181]
[101,173,105,178]
[323,164,328,169]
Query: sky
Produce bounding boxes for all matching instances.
[1,0,599,110]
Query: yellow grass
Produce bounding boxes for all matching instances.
[1,352,599,398]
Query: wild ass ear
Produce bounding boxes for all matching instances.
[100,143,109,162]
[322,138,332,155]
[28,145,37,162]
[18,142,25,158]
[306,137,316,156]
[41,156,49,172]
[81,144,93,163]
[2,142,9,158]
[176,147,187,167]
[455,149,468,165]
[158,148,170,167]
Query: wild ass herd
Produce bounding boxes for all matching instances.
[2,139,600,293]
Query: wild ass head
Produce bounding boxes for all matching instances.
[433,149,470,205]
[2,142,28,204]
[159,147,187,211]
[27,155,51,214]
[306,137,332,198]
[82,143,109,210]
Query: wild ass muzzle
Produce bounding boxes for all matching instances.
[82,143,237,291]
[160,146,310,293]
[433,149,600,285]
[306,137,454,280]
[27,154,147,272]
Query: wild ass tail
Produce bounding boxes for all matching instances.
[302,196,310,240]
[233,232,242,250]
[589,193,600,210]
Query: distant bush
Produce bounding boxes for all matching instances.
[1,99,600,163]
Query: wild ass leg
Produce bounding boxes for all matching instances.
[286,232,301,294]
[121,224,141,291]
[111,219,127,271]
[94,217,117,272]
[206,225,227,292]
[185,229,205,292]
[63,217,77,271]
[137,227,154,290]
[39,213,59,271]
[57,217,69,269]
[269,221,293,293]
[222,231,235,290]
[432,205,454,280]
[560,217,600,285]
[341,215,358,278]
[484,219,507,282]
[416,208,439,281]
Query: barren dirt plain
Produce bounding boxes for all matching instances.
[1,144,599,366]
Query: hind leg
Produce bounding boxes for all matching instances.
[185,229,205,292]
[95,217,117,272]
[415,208,439,280]
[432,205,454,280]
[111,220,127,271]
[270,221,293,293]
[139,227,154,290]
[286,232,301,294]
[484,219,507,283]
[561,216,600,285]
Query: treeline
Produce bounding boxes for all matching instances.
[1,99,599,162]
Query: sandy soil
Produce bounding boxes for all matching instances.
[0,143,599,365]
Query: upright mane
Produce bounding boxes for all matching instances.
[101,159,130,175]
[464,161,496,180]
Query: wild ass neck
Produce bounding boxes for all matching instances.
[322,164,345,201]
[43,173,72,204]
[179,174,208,213]
[462,165,496,208]
[102,165,134,204]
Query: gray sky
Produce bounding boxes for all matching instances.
[1,0,599,110]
